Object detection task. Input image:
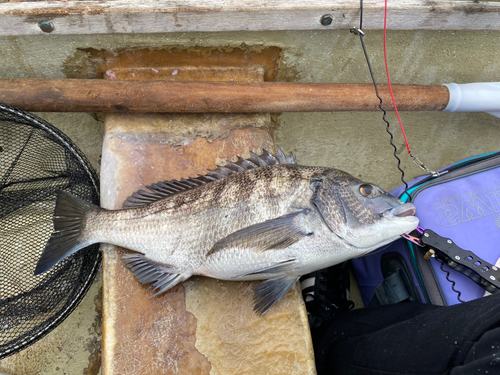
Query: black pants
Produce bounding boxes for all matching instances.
[312,292,500,374]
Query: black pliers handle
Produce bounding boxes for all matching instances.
[403,227,500,294]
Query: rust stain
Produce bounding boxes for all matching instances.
[9,3,223,21]
[102,128,274,374]
[101,53,280,374]
[13,6,109,18]
[105,128,275,204]
[64,46,282,82]
[110,248,211,375]
[103,113,273,146]
[84,285,103,375]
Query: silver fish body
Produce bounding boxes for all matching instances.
[35,149,418,314]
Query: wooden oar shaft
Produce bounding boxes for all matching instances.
[0,79,449,113]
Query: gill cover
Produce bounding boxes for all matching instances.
[310,175,347,236]
[310,172,382,238]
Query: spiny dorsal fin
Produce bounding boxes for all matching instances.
[122,147,298,209]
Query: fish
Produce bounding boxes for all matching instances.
[34,148,419,315]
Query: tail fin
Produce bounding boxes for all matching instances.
[34,191,100,275]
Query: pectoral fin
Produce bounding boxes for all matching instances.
[254,276,299,315]
[230,258,298,279]
[206,210,312,256]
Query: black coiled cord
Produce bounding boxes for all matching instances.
[439,260,466,304]
[354,0,463,303]
[352,0,410,199]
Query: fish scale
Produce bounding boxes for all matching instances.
[35,148,419,315]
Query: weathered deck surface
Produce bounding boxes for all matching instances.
[2,0,500,36]
[100,66,316,375]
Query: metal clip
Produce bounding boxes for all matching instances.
[350,27,365,36]
[411,154,442,177]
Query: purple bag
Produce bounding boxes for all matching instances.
[352,152,500,307]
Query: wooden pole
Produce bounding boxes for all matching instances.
[0,79,449,113]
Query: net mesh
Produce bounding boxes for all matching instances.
[0,104,101,359]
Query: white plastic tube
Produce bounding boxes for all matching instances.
[443,82,500,118]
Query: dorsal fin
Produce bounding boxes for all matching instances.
[122,147,298,209]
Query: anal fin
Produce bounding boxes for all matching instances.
[122,254,187,296]
[254,276,299,315]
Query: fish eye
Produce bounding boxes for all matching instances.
[359,184,376,198]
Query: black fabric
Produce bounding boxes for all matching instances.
[301,262,355,327]
[312,293,500,375]
[369,270,410,307]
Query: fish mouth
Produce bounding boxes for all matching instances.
[383,203,417,219]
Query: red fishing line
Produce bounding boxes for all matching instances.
[384,0,412,155]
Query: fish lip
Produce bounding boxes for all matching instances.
[383,203,417,219]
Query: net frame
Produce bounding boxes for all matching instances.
[0,104,101,359]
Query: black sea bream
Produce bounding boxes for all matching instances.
[35,149,418,314]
